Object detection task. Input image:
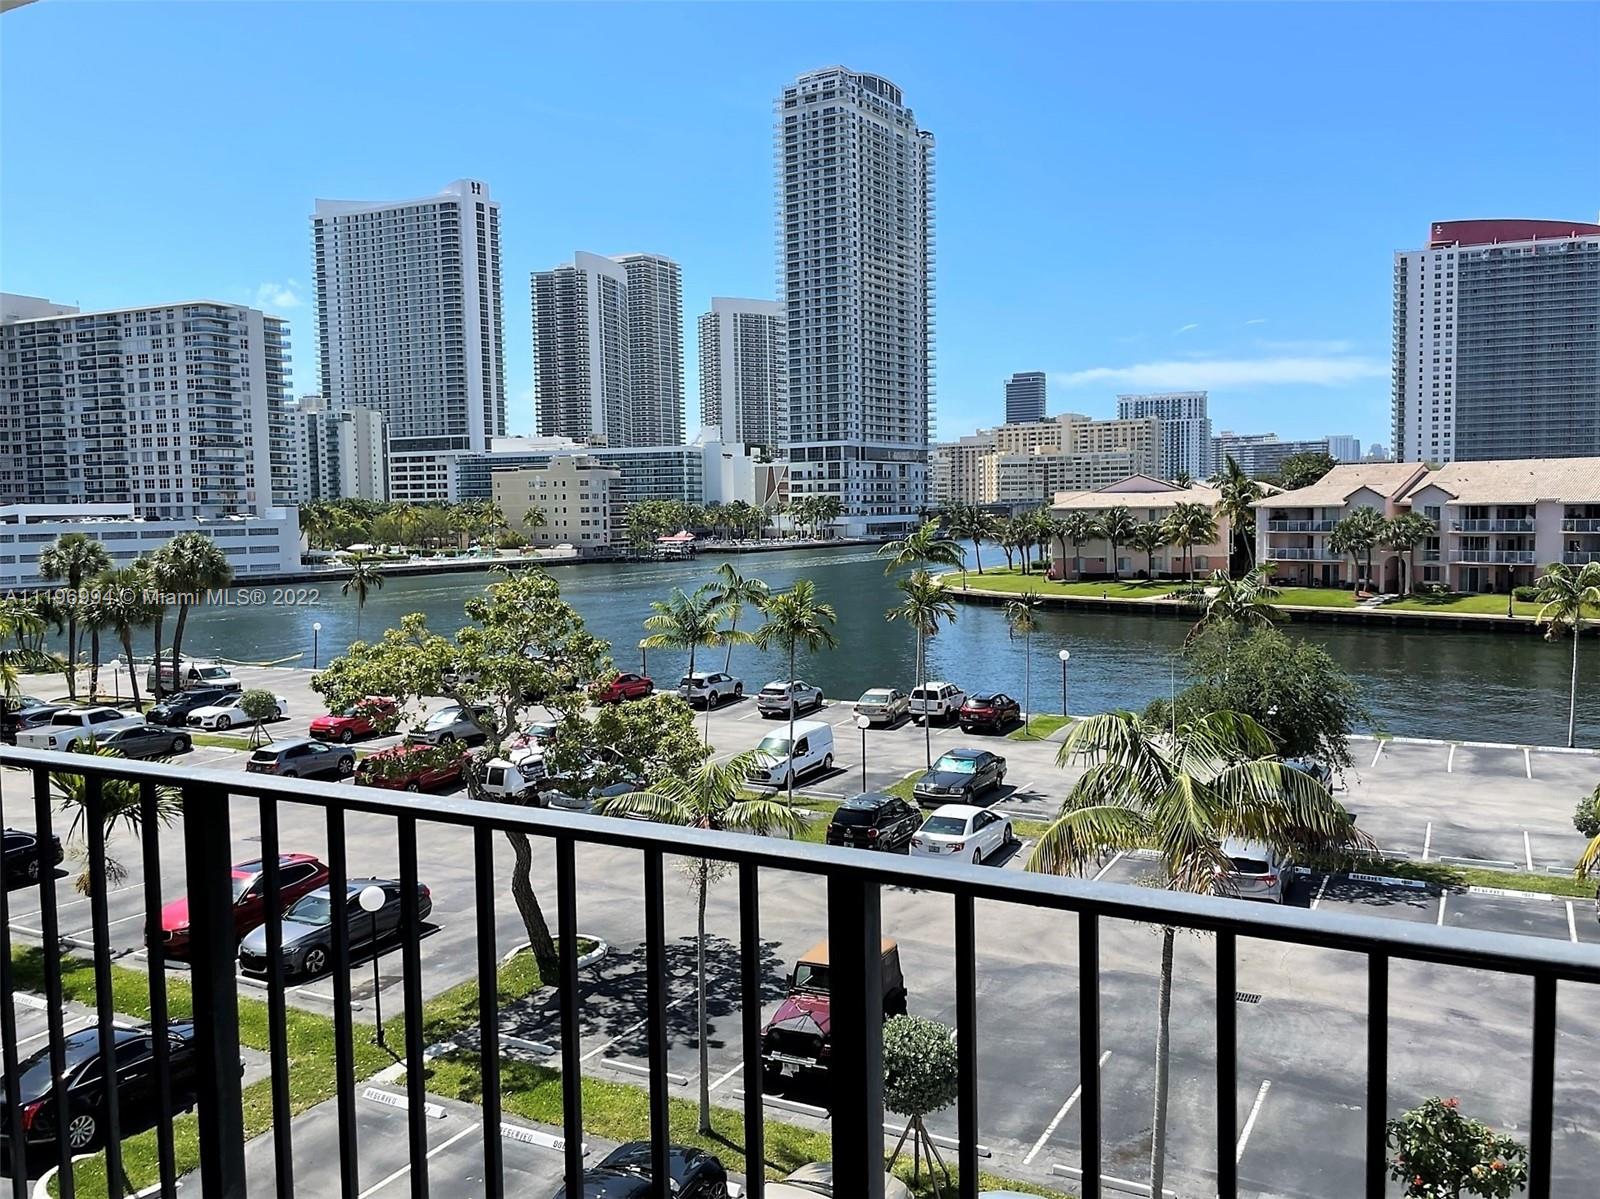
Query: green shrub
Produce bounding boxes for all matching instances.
[1575,784,1600,840]
[1511,585,1539,602]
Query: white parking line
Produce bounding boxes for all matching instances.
[16,1017,93,1050]
[1369,741,1385,768]
[1523,831,1534,872]
[65,910,148,940]
[1236,1079,1272,1162]
[1446,744,1456,774]
[1436,892,1448,926]
[1523,747,1532,779]
[1567,901,1579,944]
[1421,822,1432,861]
[579,995,689,1064]
[707,1060,745,1093]
[1023,1050,1112,1166]
[356,1123,476,1198]
[1310,875,1330,910]
[600,1057,690,1086]
[1091,852,1127,882]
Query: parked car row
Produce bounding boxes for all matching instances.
[850,681,1024,734]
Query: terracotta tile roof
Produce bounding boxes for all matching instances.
[1398,457,1600,505]
[1053,476,1222,510]
[1252,463,1429,508]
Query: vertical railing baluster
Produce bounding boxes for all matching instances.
[474,827,504,1199]
[0,772,28,1199]
[259,798,294,1199]
[1216,930,1237,1199]
[1365,953,1389,1199]
[1078,912,1101,1199]
[827,870,884,1199]
[141,781,177,1199]
[556,835,585,1189]
[398,817,430,1199]
[85,776,123,1199]
[954,892,978,1199]
[327,806,359,1199]
[182,782,246,1198]
[1528,973,1556,1199]
[738,863,764,1199]
[643,849,671,1192]
[35,767,76,1199]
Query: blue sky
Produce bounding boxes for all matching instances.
[3,2,1596,449]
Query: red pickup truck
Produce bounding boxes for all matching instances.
[310,697,398,744]
[590,672,655,704]
[354,744,467,793]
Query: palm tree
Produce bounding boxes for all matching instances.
[1163,502,1217,592]
[98,565,154,710]
[1098,505,1138,581]
[521,505,549,542]
[879,518,965,575]
[155,532,233,696]
[1379,512,1435,595]
[886,570,959,768]
[38,532,111,699]
[341,553,386,640]
[52,745,183,892]
[596,752,801,1133]
[1059,512,1101,580]
[754,580,840,803]
[1533,561,1600,749]
[1328,507,1386,593]
[1130,521,1169,581]
[643,585,746,740]
[944,502,999,576]
[79,578,112,701]
[1004,591,1041,731]
[1215,455,1264,571]
[1029,710,1370,1198]
[812,495,845,538]
[1188,564,1281,641]
[707,562,769,672]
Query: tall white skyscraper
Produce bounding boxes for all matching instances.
[312,179,505,498]
[698,297,787,449]
[532,252,684,447]
[779,66,935,535]
[1117,391,1212,479]
[1392,219,1600,464]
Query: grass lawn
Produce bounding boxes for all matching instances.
[1385,592,1543,618]
[950,568,1185,600]
[1007,713,1073,740]
[1270,587,1364,608]
[1370,858,1596,899]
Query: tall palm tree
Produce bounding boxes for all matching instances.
[79,578,113,701]
[642,585,746,740]
[522,505,549,542]
[155,532,233,696]
[1163,502,1217,592]
[886,570,959,768]
[879,518,965,575]
[1130,521,1170,581]
[1328,507,1386,593]
[754,580,839,803]
[1098,505,1138,581]
[1379,512,1435,596]
[1215,455,1264,571]
[1029,710,1370,1198]
[943,502,1000,576]
[341,553,386,640]
[98,565,154,710]
[1003,591,1041,730]
[995,518,1018,572]
[52,746,183,892]
[1187,564,1281,641]
[1059,512,1102,580]
[38,532,111,699]
[1532,561,1600,749]
[707,562,769,672]
[596,752,801,1133]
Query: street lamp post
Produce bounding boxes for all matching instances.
[1058,649,1071,720]
[855,713,871,793]
[312,622,323,670]
[639,640,648,675]
[358,884,388,1052]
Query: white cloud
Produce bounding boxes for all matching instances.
[1053,354,1388,391]
[1244,318,1268,326]
[252,279,302,310]
[1174,322,1200,334]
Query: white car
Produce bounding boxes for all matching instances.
[14,706,145,751]
[481,755,546,801]
[909,681,966,725]
[677,671,744,708]
[1214,837,1290,904]
[186,692,287,731]
[910,804,1014,867]
[756,679,824,718]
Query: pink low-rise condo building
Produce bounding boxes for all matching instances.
[1050,475,1232,580]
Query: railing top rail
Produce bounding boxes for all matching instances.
[7,747,1599,983]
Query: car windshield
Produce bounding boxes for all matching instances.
[231,872,256,901]
[756,735,791,756]
[16,1031,100,1099]
[922,815,969,835]
[933,754,977,774]
[831,807,876,826]
[1228,856,1271,875]
[285,892,334,926]
[969,694,997,704]
[859,690,892,703]
[759,685,787,696]
[48,713,84,727]
[249,749,279,763]
[680,676,704,687]
[424,709,461,729]
[792,962,829,992]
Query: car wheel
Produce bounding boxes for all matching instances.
[439,733,456,746]
[302,947,329,977]
[972,848,983,865]
[171,735,190,754]
[25,857,40,881]
[821,753,833,773]
[337,756,355,777]
[63,740,80,753]
[1004,823,1016,846]
[734,683,744,697]
[405,780,422,792]
[216,715,231,731]
[66,1111,99,1151]
[340,729,354,745]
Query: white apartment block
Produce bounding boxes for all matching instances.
[290,396,388,503]
[1211,431,1338,479]
[1117,391,1211,480]
[614,254,685,446]
[699,297,787,450]
[1392,219,1600,464]
[312,179,505,500]
[0,294,293,519]
[779,67,935,536]
[1256,458,1600,593]
[930,414,1161,507]
[1326,434,1362,463]
[492,455,622,551]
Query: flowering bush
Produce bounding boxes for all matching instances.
[1386,1097,1528,1198]
[881,1014,958,1118]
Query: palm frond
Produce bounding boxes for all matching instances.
[1026,803,1151,876]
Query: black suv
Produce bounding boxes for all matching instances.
[825,792,921,853]
[146,688,229,728]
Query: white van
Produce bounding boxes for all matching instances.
[745,719,834,789]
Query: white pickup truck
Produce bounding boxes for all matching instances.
[14,706,145,752]
[480,754,548,802]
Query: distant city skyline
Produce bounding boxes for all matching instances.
[3,3,1596,452]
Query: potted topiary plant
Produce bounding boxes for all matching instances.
[1386,1096,1528,1198]
[882,1013,959,1196]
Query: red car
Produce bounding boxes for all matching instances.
[958,691,1022,734]
[355,744,467,793]
[591,672,655,704]
[153,853,329,959]
[310,696,398,744]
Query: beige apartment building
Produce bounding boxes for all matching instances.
[932,413,1161,507]
[1255,457,1600,592]
[492,455,622,551]
[1050,475,1231,579]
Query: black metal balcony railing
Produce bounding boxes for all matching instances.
[2,748,1597,1199]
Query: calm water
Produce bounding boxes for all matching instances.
[172,546,1599,747]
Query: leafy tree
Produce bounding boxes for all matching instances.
[1572,782,1600,840]
[1098,505,1138,580]
[1162,501,1217,591]
[341,554,385,639]
[240,690,282,748]
[882,1014,959,1189]
[1380,512,1436,595]
[1276,450,1337,491]
[707,562,769,672]
[38,532,111,699]
[1029,711,1369,1197]
[879,518,965,575]
[1386,1097,1528,1198]
[753,579,839,804]
[153,533,233,698]
[1129,521,1170,580]
[544,693,706,791]
[887,570,958,768]
[1003,591,1041,726]
[596,752,800,1133]
[1532,560,1600,749]
[1328,506,1386,591]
